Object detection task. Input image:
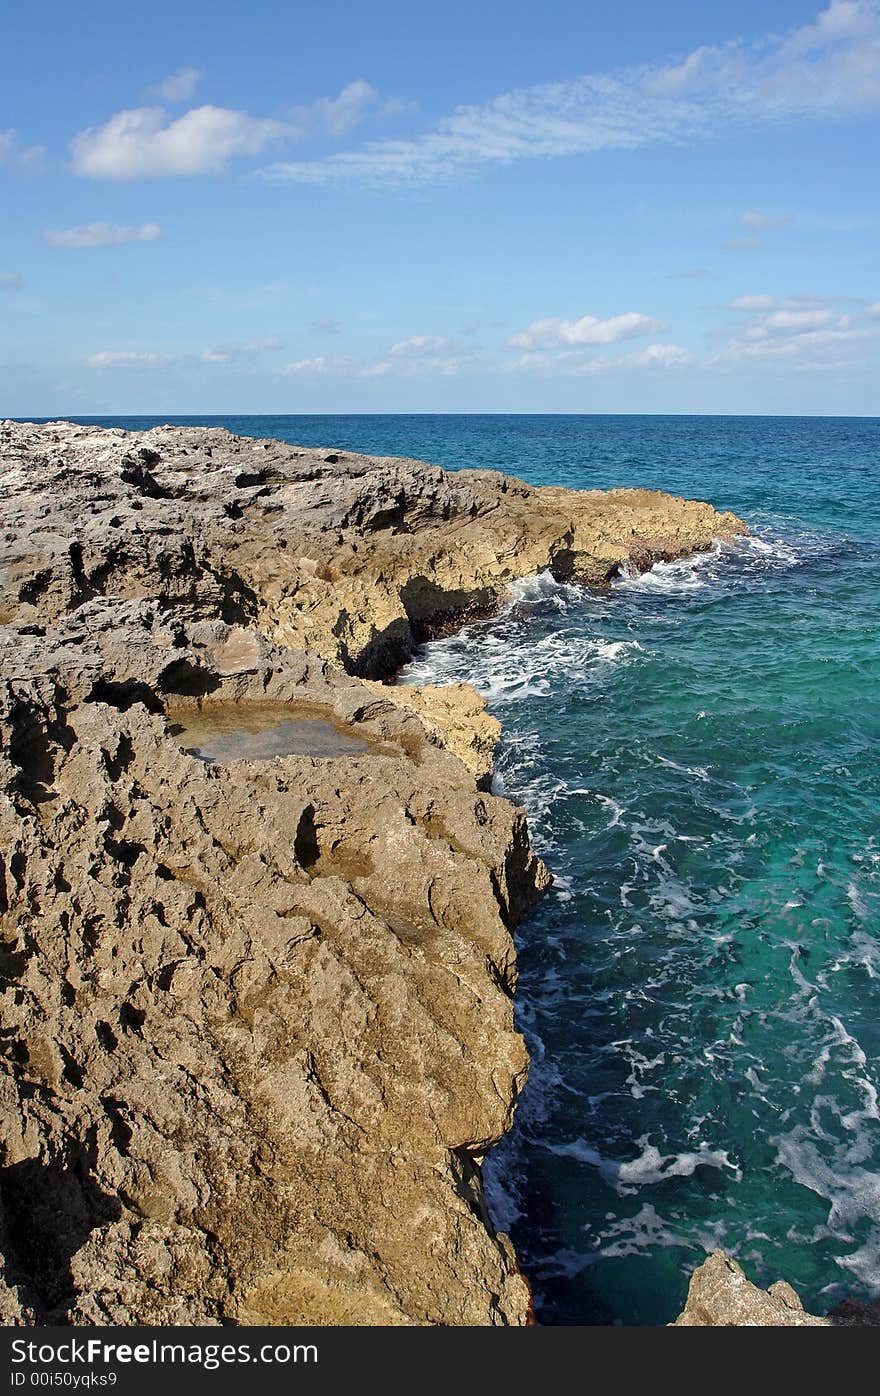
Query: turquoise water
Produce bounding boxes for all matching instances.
[54,415,880,1324]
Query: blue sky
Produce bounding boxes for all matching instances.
[2,0,879,415]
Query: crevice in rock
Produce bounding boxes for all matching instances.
[0,1132,123,1322]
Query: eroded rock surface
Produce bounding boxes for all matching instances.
[0,421,745,1325]
[674,1252,828,1326]
[674,1250,880,1327]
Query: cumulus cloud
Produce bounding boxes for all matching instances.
[151,67,202,102]
[70,106,289,178]
[44,221,161,247]
[88,350,172,367]
[68,76,398,180]
[715,290,878,365]
[0,272,21,289]
[201,337,284,363]
[313,80,378,135]
[260,1,880,186]
[509,312,664,350]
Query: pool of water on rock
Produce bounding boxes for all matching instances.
[167,704,374,763]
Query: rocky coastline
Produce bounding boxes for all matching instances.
[0,419,748,1325]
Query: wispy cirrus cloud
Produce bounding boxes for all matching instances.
[279,355,389,379]
[0,272,22,290]
[0,128,46,170]
[509,312,664,350]
[388,334,456,356]
[741,209,792,229]
[724,235,764,251]
[201,337,284,363]
[280,334,483,380]
[44,221,161,247]
[88,350,173,367]
[260,1,880,187]
[508,343,692,376]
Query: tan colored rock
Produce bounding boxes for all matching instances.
[674,1251,828,1326]
[0,421,745,1326]
[0,420,746,677]
[364,680,501,786]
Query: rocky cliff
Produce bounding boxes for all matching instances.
[0,420,744,1325]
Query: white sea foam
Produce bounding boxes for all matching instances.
[544,1133,742,1194]
[613,541,724,594]
[401,513,879,1311]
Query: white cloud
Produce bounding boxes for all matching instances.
[279,355,391,379]
[68,77,396,180]
[152,67,202,103]
[729,294,776,310]
[88,350,172,367]
[70,105,289,178]
[625,343,693,368]
[714,289,879,366]
[0,272,21,289]
[278,335,483,379]
[725,236,763,250]
[509,312,664,350]
[202,337,284,363]
[310,317,340,334]
[509,342,692,375]
[741,210,792,229]
[313,80,378,135]
[388,334,455,357]
[259,1,880,186]
[763,307,835,332]
[44,221,161,248]
[0,129,46,169]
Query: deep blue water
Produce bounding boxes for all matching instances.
[45,415,880,1324]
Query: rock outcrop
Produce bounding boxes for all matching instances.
[674,1250,880,1327]
[0,420,745,1325]
[674,1252,828,1326]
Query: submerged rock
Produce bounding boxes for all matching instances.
[0,421,745,1325]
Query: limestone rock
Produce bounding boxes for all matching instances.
[674,1251,828,1326]
[0,421,745,1326]
[0,420,746,677]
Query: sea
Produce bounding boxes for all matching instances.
[48,414,880,1325]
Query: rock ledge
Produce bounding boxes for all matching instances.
[0,421,744,1325]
